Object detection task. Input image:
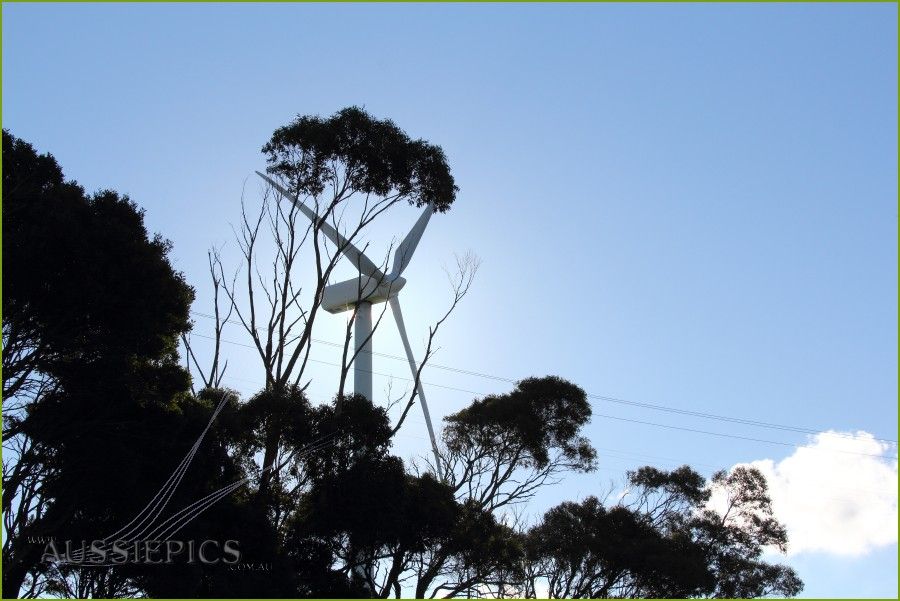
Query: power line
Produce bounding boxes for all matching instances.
[186,330,898,460]
[189,332,487,397]
[191,311,514,382]
[187,311,898,445]
[591,413,895,459]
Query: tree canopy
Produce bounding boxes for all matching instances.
[2,130,197,597]
[445,375,596,470]
[525,465,803,598]
[3,131,193,374]
[262,106,458,212]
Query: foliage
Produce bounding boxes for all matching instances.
[445,376,596,470]
[2,130,193,387]
[262,106,458,212]
[2,130,196,597]
[524,465,803,598]
[441,376,596,514]
[694,467,804,598]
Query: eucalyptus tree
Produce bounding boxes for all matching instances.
[186,107,463,499]
[524,465,803,598]
[1,130,195,597]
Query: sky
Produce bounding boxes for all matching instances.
[3,2,897,597]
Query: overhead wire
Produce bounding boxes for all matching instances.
[187,311,898,446]
[186,329,898,460]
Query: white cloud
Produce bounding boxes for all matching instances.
[725,431,898,557]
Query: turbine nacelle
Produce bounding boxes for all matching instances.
[322,276,407,314]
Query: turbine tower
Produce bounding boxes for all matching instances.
[256,172,442,477]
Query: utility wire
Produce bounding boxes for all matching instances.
[185,330,898,460]
[187,311,898,445]
[590,413,896,459]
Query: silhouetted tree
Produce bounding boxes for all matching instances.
[524,465,803,598]
[442,376,597,511]
[280,394,455,597]
[402,376,595,598]
[2,130,195,597]
[693,466,803,598]
[191,106,461,506]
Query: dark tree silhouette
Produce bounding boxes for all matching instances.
[194,106,462,506]
[2,130,194,597]
[442,376,597,511]
[263,106,457,213]
[524,465,803,598]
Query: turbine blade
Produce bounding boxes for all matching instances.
[389,295,443,479]
[390,205,434,279]
[255,171,385,280]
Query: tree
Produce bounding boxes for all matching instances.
[523,465,803,598]
[442,376,597,511]
[2,130,196,597]
[180,108,477,595]
[280,390,530,599]
[182,374,596,599]
[128,388,296,599]
[186,106,461,505]
[398,376,596,598]
[2,131,193,401]
[284,395,460,598]
[693,467,803,598]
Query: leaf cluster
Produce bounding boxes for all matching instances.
[444,376,596,470]
[262,106,458,212]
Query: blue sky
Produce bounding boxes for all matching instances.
[3,3,897,597]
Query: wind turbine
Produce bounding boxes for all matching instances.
[256,172,443,477]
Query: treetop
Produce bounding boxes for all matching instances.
[262,106,458,212]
